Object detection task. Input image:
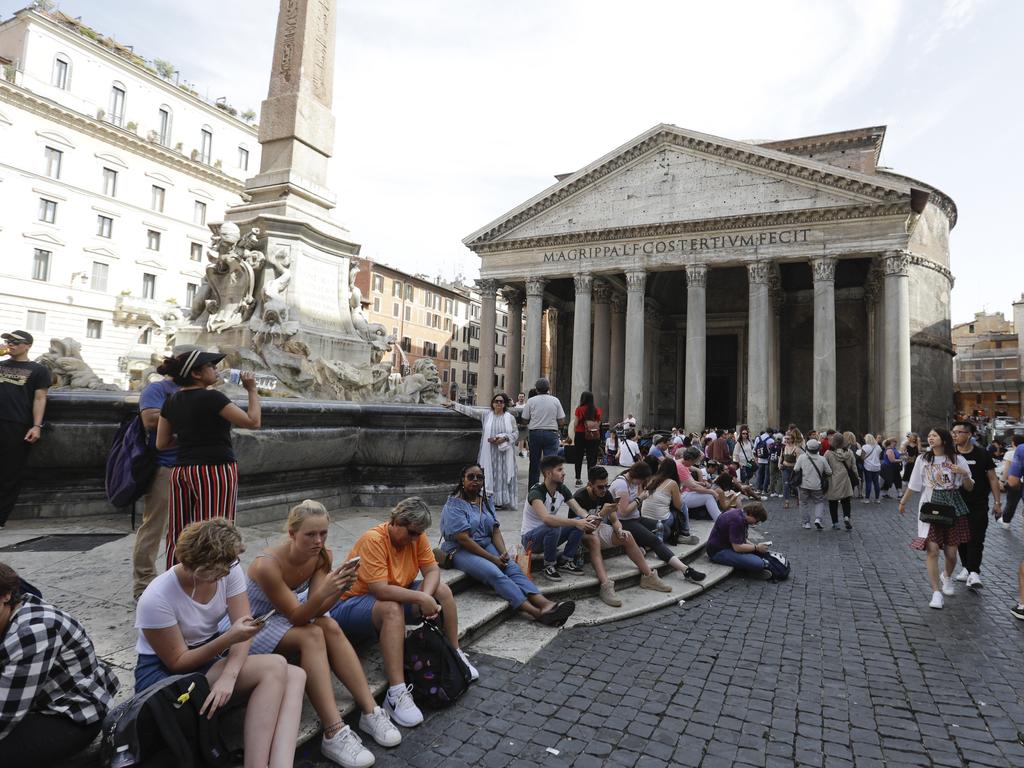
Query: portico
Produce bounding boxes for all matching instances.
[464,124,956,437]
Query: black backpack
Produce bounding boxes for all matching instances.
[763,551,791,581]
[101,673,239,768]
[403,619,473,709]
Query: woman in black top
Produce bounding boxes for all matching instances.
[156,349,261,566]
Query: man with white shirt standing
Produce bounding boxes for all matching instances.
[520,378,566,488]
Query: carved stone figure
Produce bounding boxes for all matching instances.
[189,221,258,333]
[346,260,394,361]
[392,357,444,405]
[35,338,118,390]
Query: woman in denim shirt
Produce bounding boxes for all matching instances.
[440,465,574,627]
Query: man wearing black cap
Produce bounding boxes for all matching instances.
[0,331,50,527]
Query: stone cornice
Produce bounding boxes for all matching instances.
[472,202,908,255]
[907,253,955,287]
[0,81,246,195]
[877,170,957,229]
[466,126,912,247]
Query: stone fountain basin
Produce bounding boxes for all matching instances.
[16,390,481,524]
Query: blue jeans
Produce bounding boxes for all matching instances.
[863,469,880,499]
[451,542,539,609]
[739,465,754,483]
[528,430,561,488]
[782,467,795,500]
[521,523,583,567]
[755,463,770,491]
[709,548,767,572]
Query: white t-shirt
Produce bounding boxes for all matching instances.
[860,444,882,471]
[617,439,641,467]
[135,564,247,655]
[908,453,970,538]
[609,475,640,520]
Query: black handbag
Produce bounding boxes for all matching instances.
[919,502,955,527]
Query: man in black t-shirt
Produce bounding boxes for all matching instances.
[952,421,1000,588]
[0,331,50,527]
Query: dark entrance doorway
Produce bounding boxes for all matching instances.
[706,334,738,429]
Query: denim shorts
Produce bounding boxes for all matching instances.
[134,635,223,694]
[329,580,422,644]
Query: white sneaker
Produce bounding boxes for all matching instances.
[966,572,983,589]
[321,725,375,768]
[457,648,479,681]
[953,567,969,582]
[1002,520,1012,530]
[384,684,423,727]
[940,574,955,596]
[359,706,401,748]
[802,522,812,529]
[929,591,943,609]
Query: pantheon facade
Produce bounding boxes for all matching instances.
[463,124,956,438]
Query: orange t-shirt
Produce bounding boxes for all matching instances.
[340,522,436,599]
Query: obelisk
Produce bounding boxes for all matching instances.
[225,0,367,363]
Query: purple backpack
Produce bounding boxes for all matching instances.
[105,416,158,508]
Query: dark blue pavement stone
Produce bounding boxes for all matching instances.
[305,497,1024,767]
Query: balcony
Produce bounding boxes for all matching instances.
[955,346,1020,362]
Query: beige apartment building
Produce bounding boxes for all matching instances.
[952,302,1024,420]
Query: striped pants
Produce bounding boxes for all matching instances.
[165,462,239,568]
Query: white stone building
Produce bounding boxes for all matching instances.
[0,8,259,388]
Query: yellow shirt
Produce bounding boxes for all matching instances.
[341,522,436,599]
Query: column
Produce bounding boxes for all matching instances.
[883,251,912,438]
[645,303,661,426]
[609,294,626,424]
[674,321,685,427]
[864,265,881,431]
[684,264,707,434]
[746,262,771,429]
[768,266,783,427]
[570,274,594,427]
[501,287,524,397]
[591,279,612,418]
[623,270,646,427]
[524,277,546,391]
[811,257,837,430]
[475,279,499,405]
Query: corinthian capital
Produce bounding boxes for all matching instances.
[810,257,837,283]
[525,277,547,298]
[625,269,646,293]
[573,273,594,295]
[883,250,911,277]
[475,278,500,297]
[592,278,612,304]
[610,293,626,314]
[746,261,770,285]
[500,287,524,307]
[685,264,708,289]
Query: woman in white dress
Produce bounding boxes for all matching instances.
[447,392,519,508]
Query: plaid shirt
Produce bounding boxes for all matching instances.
[1,594,119,738]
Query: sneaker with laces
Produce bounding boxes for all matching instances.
[953,567,969,582]
[599,580,623,607]
[683,566,706,582]
[677,534,699,545]
[542,564,561,581]
[814,520,823,530]
[321,725,375,768]
[843,516,852,530]
[456,648,479,681]
[966,572,983,589]
[831,523,841,530]
[561,559,583,574]
[1011,604,1024,620]
[802,522,812,529]
[940,574,955,596]
[384,684,423,728]
[359,706,401,748]
[640,572,673,592]
[929,591,944,609]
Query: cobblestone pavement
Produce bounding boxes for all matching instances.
[298,495,1024,767]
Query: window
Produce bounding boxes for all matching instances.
[150,185,165,212]
[404,306,411,321]
[142,273,156,299]
[44,146,62,179]
[392,302,399,317]
[462,369,467,384]
[424,341,438,357]
[200,127,213,164]
[37,198,57,223]
[26,310,46,332]
[96,215,113,238]
[86,319,103,339]
[405,284,413,300]
[32,249,51,281]
[190,242,203,261]
[158,107,172,146]
[140,328,152,345]
[52,55,70,89]
[445,298,453,314]
[969,324,975,334]
[501,314,508,327]
[237,146,249,171]
[185,282,198,307]
[444,317,451,331]
[147,230,161,251]
[392,280,402,297]
[373,297,380,312]
[109,83,126,127]
[193,200,207,225]
[102,167,118,196]
[91,262,109,291]
[372,274,384,292]
[401,337,411,353]
[443,369,449,383]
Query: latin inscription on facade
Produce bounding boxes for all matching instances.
[542,228,812,263]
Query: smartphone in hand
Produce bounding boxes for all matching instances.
[252,609,275,626]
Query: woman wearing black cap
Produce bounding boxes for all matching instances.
[155,349,261,567]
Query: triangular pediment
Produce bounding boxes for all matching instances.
[135,257,166,271]
[465,124,915,247]
[23,230,64,246]
[83,246,119,259]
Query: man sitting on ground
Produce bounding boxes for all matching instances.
[617,429,642,467]
[648,435,670,460]
[521,455,595,581]
[571,466,673,605]
[705,502,771,576]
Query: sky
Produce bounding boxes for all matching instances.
[6,0,1020,324]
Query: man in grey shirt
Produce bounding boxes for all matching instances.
[520,378,566,487]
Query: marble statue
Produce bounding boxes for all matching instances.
[36,338,119,390]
